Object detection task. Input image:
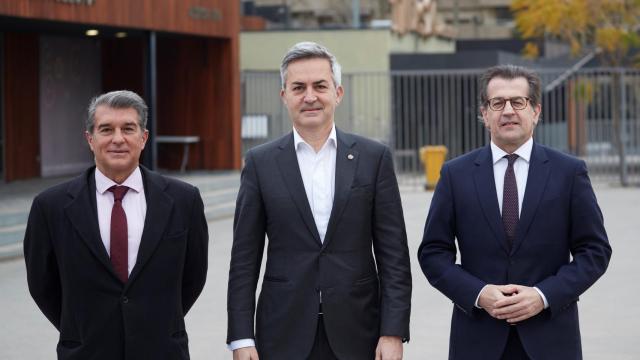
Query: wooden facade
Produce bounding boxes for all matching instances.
[0,0,238,39]
[0,0,241,181]
[3,32,40,180]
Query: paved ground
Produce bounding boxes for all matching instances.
[0,185,638,359]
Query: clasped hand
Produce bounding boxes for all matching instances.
[478,284,544,324]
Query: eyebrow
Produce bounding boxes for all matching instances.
[97,121,138,129]
[290,80,329,87]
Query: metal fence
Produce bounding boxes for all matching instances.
[241,68,640,187]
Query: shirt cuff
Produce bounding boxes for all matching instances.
[533,286,549,309]
[228,339,255,351]
[474,285,489,308]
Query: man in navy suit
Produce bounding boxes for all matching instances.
[418,65,611,359]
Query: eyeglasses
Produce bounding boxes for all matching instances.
[486,97,530,111]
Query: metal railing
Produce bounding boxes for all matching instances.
[242,68,640,187]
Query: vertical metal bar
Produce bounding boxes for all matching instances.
[0,33,4,182]
[345,74,355,131]
[620,68,628,186]
[145,31,158,171]
[352,0,361,28]
[430,72,437,146]
[439,75,447,152]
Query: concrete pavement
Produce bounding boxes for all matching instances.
[0,185,637,359]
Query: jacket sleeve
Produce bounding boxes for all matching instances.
[181,187,209,315]
[417,163,486,316]
[372,147,412,340]
[24,196,62,330]
[535,160,612,317]
[226,150,266,343]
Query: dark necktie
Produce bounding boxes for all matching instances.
[502,154,519,250]
[109,185,129,283]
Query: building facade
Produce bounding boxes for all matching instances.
[0,0,241,182]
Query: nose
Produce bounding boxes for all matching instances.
[502,100,516,115]
[303,89,317,103]
[111,128,125,143]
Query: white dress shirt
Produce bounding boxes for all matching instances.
[228,126,338,351]
[475,137,549,309]
[293,125,337,242]
[95,167,147,276]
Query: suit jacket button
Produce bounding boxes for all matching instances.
[122,296,129,304]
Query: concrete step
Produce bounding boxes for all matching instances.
[0,211,29,228]
[0,224,26,247]
[205,201,237,222]
[0,241,23,260]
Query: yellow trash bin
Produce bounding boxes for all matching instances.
[420,145,448,190]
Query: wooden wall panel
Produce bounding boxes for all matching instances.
[0,0,239,39]
[157,36,210,170]
[101,38,145,95]
[3,32,40,181]
[156,35,240,171]
[208,36,241,169]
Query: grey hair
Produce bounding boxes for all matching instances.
[86,90,148,133]
[479,65,542,109]
[280,41,342,89]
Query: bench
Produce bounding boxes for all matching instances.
[155,135,200,172]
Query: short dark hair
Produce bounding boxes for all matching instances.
[479,65,542,109]
[86,90,148,133]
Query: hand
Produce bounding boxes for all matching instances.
[478,284,518,319]
[375,336,403,360]
[492,285,544,324]
[233,346,259,360]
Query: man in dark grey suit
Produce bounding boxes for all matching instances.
[24,90,209,359]
[227,42,412,360]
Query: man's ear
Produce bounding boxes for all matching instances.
[533,103,542,126]
[280,88,286,105]
[480,107,490,129]
[85,131,95,152]
[141,129,149,149]
[336,85,344,104]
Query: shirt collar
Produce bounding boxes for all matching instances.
[95,166,144,194]
[490,137,533,165]
[293,124,337,152]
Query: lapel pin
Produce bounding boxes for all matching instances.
[347,154,354,160]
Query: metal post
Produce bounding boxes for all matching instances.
[620,68,628,186]
[0,33,4,182]
[144,31,158,170]
[352,0,360,28]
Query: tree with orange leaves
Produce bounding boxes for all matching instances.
[511,0,640,66]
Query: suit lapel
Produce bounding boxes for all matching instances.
[322,129,357,250]
[473,146,510,253]
[512,142,550,254]
[276,133,322,245]
[65,168,120,279]
[128,167,173,284]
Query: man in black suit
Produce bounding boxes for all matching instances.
[227,42,412,360]
[418,65,611,359]
[24,90,209,360]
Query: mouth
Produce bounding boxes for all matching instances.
[108,150,129,155]
[301,107,322,113]
[500,121,519,127]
